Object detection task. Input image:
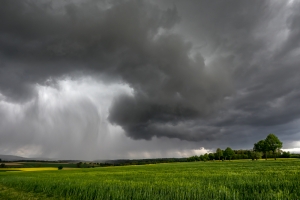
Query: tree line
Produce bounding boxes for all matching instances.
[188,134,298,162]
[74,158,190,168]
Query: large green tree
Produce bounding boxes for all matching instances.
[265,134,282,160]
[253,140,268,160]
[216,148,223,161]
[224,147,235,161]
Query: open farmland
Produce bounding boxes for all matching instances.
[0,159,299,200]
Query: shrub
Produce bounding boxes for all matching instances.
[58,165,63,170]
[281,151,291,158]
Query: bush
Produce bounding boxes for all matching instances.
[281,151,291,158]
[76,162,82,168]
[0,163,5,168]
[58,165,63,170]
[251,151,262,160]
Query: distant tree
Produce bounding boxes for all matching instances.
[224,147,235,161]
[187,156,199,162]
[208,153,215,161]
[251,151,262,160]
[58,165,63,170]
[0,163,5,168]
[76,162,82,168]
[203,153,209,162]
[265,134,282,160]
[199,155,204,161]
[254,140,268,160]
[216,148,223,161]
[193,155,199,161]
[281,151,291,158]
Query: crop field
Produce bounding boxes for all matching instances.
[1,162,79,168]
[0,159,299,200]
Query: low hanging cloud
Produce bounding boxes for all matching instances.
[0,0,300,159]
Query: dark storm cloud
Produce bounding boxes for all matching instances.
[156,0,300,143]
[0,0,180,101]
[0,0,300,150]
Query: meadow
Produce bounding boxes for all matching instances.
[0,159,299,200]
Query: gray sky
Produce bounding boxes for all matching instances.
[0,0,300,160]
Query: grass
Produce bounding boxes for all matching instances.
[0,184,56,200]
[0,159,299,199]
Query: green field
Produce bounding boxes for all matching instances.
[0,159,299,200]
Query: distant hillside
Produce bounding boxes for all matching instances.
[0,154,58,161]
[0,154,29,161]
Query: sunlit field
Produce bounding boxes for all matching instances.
[0,159,299,200]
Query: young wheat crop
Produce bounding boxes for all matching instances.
[0,159,299,199]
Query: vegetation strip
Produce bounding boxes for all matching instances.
[0,159,299,200]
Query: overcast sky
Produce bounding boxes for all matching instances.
[0,0,300,160]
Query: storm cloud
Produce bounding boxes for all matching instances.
[0,0,300,159]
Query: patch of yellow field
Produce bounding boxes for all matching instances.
[0,167,79,172]
[18,168,59,171]
[0,168,57,172]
